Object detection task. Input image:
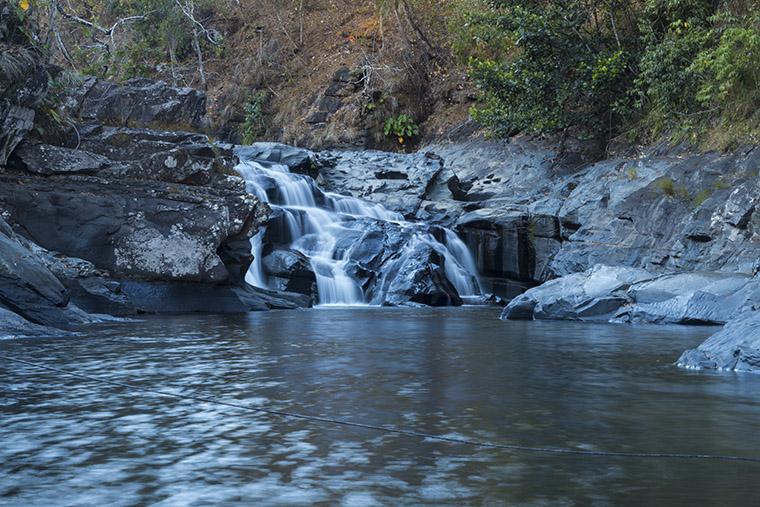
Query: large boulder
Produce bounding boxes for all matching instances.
[262,248,318,300]
[501,265,653,321]
[374,239,463,307]
[237,143,316,176]
[613,273,760,325]
[0,172,263,283]
[678,312,760,373]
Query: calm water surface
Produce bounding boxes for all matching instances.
[2,307,759,506]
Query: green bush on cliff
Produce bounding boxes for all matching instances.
[458,0,760,150]
[241,91,268,144]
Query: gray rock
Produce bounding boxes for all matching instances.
[262,249,317,300]
[0,172,263,283]
[614,273,760,325]
[237,143,316,176]
[678,312,760,373]
[315,150,444,217]
[13,142,111,175]
[66,77,207,131]
[0,307,70,339]
[501,265,653,321]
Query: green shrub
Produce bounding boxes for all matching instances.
[241,91,268,144]
[383,114,420,144]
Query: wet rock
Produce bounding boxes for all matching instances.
[0,307,70,339]
[262,249,317,300]
[377,240,463,307]
[678,312,760,373]
[315,150,444,217]
[236,143,316,176]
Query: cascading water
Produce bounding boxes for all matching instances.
[235,149,481,306]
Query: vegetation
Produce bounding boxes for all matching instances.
[457,0,760,151]
[16,0,760,151]
[241,90,268,144]
[383,114,420,145]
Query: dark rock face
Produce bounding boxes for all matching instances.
[263,249,318,300]
[64,77,208,131]
[678,312,760,373]
[0,216,106,331]
[0,307,70,338]
[12,142,111,175]
[0,173,259,283]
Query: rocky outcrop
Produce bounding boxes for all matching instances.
[0,62,326,329]
[501,265,653,321]
[0,216,106,335]
[678,312,760,373]
[63,76,208,131]
[501,265,760,325]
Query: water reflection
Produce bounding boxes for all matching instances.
[2,308,759,506]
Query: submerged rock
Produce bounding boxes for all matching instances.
[678,312,760,373]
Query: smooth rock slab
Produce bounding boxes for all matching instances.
[501,265,653,321]
[678,312,760,373]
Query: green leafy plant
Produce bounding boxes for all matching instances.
[383,114,420,144]
[241,90,268,144]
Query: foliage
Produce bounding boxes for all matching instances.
[461,1,639,144]
[241,91,268,144]
[456,0,760,150]
[383,114,420,144]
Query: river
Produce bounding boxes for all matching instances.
[2,307,759,506]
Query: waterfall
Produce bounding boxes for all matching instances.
[235,150,481,306]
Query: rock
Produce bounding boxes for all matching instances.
[678,312,760,373]
[315,150,444,217]
[376,240,463,307]
[118,280,311,313]
[613,273,760,325]
[501,265,653,321]
[0,172,263,283]
[12,142,111,175]
[0,217,102,329]
[66,77,208,131]
[0,306,70,339]
[262,249,317,300]
[236,143,316,176]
